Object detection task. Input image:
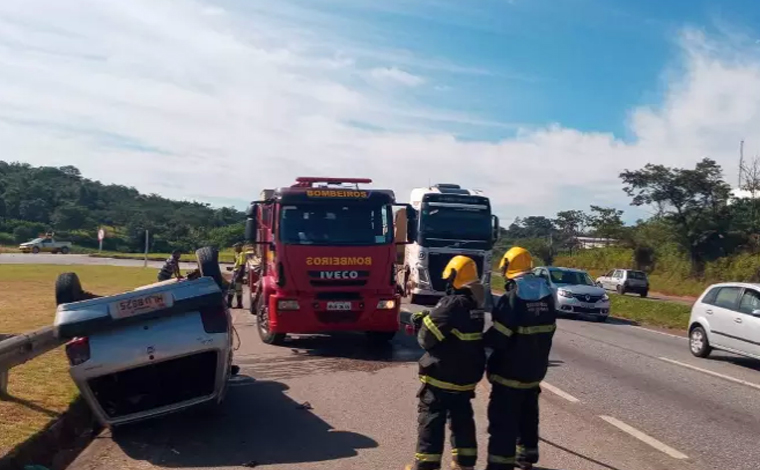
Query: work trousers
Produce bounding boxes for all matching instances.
[414,384,478,470]
[485,384,541,470]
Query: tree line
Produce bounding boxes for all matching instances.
[496,157,760,278]
[0,162,245,253]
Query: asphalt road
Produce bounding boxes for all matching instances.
[59,293,760,470]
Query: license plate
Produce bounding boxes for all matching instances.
[110,292,173,319]
[326,301,352,311]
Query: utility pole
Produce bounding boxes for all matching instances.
[143,230,149,268]
[739,140,745,188]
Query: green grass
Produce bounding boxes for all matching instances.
[0,265,158,455]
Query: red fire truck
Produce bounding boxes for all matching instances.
[244,177,416,345]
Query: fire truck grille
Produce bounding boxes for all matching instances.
[427,253,485,292]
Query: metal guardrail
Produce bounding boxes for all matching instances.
[0,326,65,396]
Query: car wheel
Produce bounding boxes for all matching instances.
[640,290,648,298]
[60,246,70,254]
[689,325,712,358]
[616,285,625,295]
[594,316,608,323]
[256,296,286,345]
[366,331,395,344]
[196,246,224,289]
[32,246,40,254]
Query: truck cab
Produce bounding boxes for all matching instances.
[399,184,499,306]
[244,177,416,345]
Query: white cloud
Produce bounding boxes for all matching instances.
[369,66,425,87]
[0,2,759,221]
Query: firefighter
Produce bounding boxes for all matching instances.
[157,249,183,282]
[405,255,486,470]
[227,242,246,309]
[484,247,557,470]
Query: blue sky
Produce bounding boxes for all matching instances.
[2,0,760,224]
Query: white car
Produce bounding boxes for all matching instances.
[53,247,234,427]
[533,266,611,322]
[595,268,650,297]
[688,282,760,360]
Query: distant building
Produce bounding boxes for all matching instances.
[575,236,618,249]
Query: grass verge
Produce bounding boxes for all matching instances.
[88,250,235,264]
[0,265,157,458]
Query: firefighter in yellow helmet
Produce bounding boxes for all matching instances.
[484,247,557,470]
[405,255,486,470]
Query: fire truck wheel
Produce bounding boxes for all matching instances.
[256,297,286,345]
[195,246,224,289]
[366,331,396,344]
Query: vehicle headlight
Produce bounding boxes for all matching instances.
[277,299,300,310]
[558,289,573,298]
[601,293,609,301]
[377,300,396,310]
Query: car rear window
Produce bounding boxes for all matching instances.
[626,271,647,280]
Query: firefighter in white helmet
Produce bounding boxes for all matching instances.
[484,247,557,470]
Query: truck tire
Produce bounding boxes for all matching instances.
[32,246,40,254]
[255,296,286,345]
[55,273,91,305]
[366,331,395,344]
[60,246,70,254]
[195,246,224,289]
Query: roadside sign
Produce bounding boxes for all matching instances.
[98,229,105,241]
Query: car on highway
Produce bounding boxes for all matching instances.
[533,266,611,321]
[53,247,234,427]
[596,268,650,297]
[688,282,760,360]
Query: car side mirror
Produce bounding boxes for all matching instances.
[492,215,500,243]
[752,309,760,317]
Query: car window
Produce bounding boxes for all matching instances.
[701,287,720,305]
[604,270,614,277]
[738,289,760,315]
[712,287,742,310]
[626,270,647,280]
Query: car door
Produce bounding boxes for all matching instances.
[735,288,760,358]
[608,270,621,290]
[599,270,613,289]
[703,286,744,351]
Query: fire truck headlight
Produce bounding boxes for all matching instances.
[377,300,396,310]
[277,300,300,311]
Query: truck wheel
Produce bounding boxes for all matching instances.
[55,273,89,305]
[32,247,40,254]
[366,331,395,344]
[60,246,70,254]
[196,246,224,289]
[256,297,286,345]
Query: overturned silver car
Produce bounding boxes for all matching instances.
[53,247,234,427]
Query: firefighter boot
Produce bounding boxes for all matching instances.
[236,293,243,309]
[226,294,233,307]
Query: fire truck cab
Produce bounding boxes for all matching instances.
[244,177,416,345]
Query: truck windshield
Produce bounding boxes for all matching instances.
[420,204,492,241]
[279,202,392,246]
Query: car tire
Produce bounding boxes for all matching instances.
[196,246,224,289]
[640,290,648,298]
[60,246,70,254]
[594,316,608,323]
[366,331,395,345]
[689,325,712,358]
[616,285,625,295]
[32,247,40,254]
[256,296,286,345]
[55,273,86,305]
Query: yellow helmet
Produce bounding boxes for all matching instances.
[442,255,480,289]
[499,246,533,279]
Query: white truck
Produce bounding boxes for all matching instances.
[19,235,72,254]
[395,184,500,306]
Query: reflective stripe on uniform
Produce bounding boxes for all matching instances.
[451,328,483,341]
[420,375,478,392]
[452,448,478,456]
[516,445,538,456]
[423,315,445,341]
[488,374,541,389]
[516,324,556,335]
[492,321,513,337]
[488,454,516,464]
[415,453,442,462]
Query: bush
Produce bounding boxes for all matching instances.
[0,232,14,245]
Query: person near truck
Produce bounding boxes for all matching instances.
[484,247,557,470]
[405,255,486,470]
[227,242,246,308]
[157,249,183,282]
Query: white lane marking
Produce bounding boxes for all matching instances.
[658,357,760,391]
[599,415,689,460]
[541,382,580,403]
[632,326,686,340]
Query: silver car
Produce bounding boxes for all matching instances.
[595,268,650,297]
[53,252,233,427]
[533,266,611,322]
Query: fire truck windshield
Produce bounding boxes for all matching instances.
[279,202,392,246]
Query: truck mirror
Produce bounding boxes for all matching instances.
[406,206,418,243]
[244,217,258,243]
[492,215,500,242]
